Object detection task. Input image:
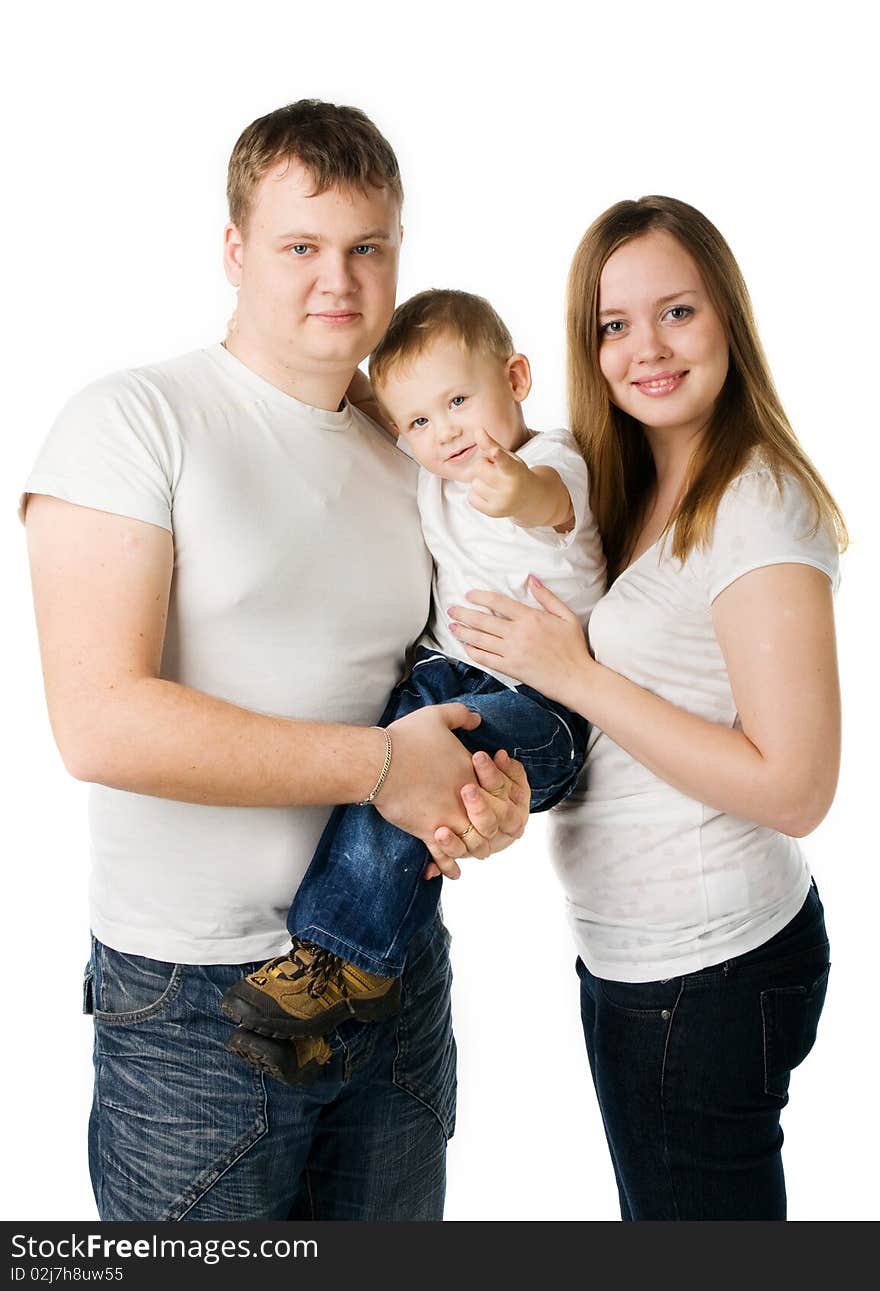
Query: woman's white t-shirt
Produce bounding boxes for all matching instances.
[548,457,840,982]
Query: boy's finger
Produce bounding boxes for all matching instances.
[474,425,500,460]
[469,457,497,484]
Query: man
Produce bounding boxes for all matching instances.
[24,100,528,1221]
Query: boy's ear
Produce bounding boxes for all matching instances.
[506,353,532,403]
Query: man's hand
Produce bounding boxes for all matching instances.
[467,427,534,519]
[374,703,484,842]
[373,703,530,881]
[425,748,530,879]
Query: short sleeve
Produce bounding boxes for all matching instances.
[518,427,591,548]
[20,371,181,531]
[706,466,840,602]
[395,433,416,462]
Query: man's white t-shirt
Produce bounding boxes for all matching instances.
[411,427,606,686]
[548,457,840,982]
[23,343,432,964]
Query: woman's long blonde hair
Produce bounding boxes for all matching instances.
[567,196,848,582]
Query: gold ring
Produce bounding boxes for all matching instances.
[459,824,475,842]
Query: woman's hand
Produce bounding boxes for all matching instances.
[447,576,594,705]
[425,747,531,879]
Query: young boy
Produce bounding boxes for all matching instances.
[221,290,606,1083]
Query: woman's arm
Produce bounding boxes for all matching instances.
[448,563,840,837]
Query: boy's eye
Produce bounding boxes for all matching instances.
[450,395,466,408]
[410,417,429,430]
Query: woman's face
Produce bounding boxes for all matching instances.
[597,229,729,443]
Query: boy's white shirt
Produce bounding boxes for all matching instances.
[398,427,607,687]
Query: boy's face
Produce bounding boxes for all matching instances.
[378,335,531,481]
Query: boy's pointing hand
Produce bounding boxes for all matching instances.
[468,426,533,518]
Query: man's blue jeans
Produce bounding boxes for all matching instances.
[290,647,590,976]
[86,919,455,1220]
[577,881,830,1220]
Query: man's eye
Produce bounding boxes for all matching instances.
[352,245,376,256]
[410,417,429,430]
[290,245,310,256]
[665,305,694,322]
[450,396,466,408]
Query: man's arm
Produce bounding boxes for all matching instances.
[26,495,525,854]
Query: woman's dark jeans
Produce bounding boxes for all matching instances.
[577,882,830,1220]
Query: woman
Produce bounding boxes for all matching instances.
[447,196,846,1220]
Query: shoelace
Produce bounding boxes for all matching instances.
[261,943,346,998]
[305,947,347,998]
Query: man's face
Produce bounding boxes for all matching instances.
[225,157,401,378]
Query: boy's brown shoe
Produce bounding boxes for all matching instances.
[225,1026,333,1087]
[220,939,401,1038]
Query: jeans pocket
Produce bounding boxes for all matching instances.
[393,926,457,1139]
[598,975,682,1016]
[83,958,95,1015]
[761,963,830,1100]
[513,716,574,768]
[93,940,183,1026]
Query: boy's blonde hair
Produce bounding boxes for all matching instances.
[369,289,514,388]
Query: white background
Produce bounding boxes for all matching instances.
[3,0,877,1221]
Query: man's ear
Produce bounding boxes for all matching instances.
[223,222,244,287]
[506,353,532,403]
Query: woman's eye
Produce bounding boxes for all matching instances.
[665,305,694,322]
[600,320,626,337]
[450,395,466,408]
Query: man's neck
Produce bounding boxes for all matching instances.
[224,333,353,412]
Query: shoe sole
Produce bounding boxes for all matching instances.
[224,1029,330,1087]
[220,976,401,1038]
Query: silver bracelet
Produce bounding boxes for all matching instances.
[357,728,393,805]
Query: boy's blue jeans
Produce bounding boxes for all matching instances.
[289,646,589,976]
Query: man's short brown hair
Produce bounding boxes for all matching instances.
[370,289,515,388]
[227,99,403,233]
